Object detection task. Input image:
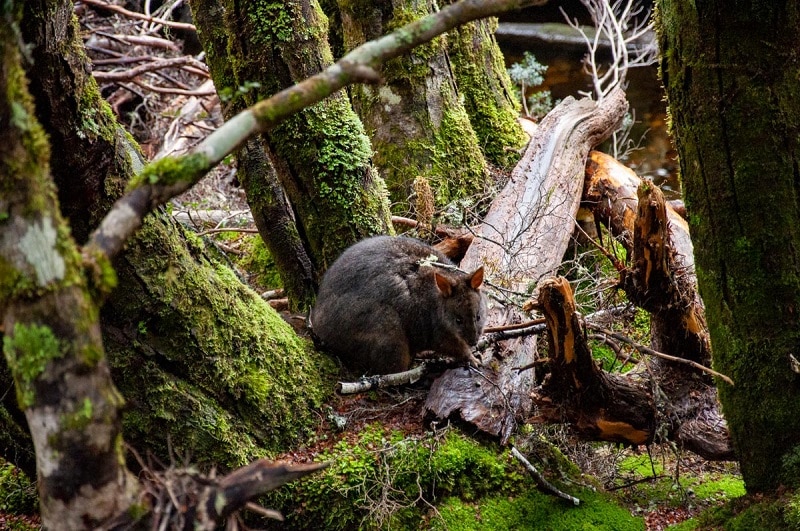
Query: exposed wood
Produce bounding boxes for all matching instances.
[337,363,430,394]
[535,277,656,446]
[530,151,735,460]
[424,87,628,443]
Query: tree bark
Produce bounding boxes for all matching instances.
[1,10,139,525]
[443,7,527,168]
[338,0,489,208]
[656,0,800,491]
[191,0,394,295]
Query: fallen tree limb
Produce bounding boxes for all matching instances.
[337,363,430,394]
[424,87,628,444]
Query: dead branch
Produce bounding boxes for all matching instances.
[585,323,733,385]
[80,0,198,31]
[131,459,329,528]
[511,446,581,505]
[337,363,431,394]
[92,56,209,82]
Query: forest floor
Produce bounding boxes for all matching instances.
[0,3,745,530]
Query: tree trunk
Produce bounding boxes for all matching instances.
[191,0,394,297]
[656,0,800,491]
[0,10,139,525]
[443,8,527,168]
[338,0,489,208]
[10,0,334,474]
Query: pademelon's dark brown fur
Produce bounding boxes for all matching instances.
[311,236,486,375]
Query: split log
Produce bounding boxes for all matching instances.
[424,88,629,443]
[529,150,734,460]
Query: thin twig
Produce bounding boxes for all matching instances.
[92,56,209,82]
[80,0,197,31]
[585,322,734,386]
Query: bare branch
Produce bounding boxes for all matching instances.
[511,447,581,505]
[79,0,197,31]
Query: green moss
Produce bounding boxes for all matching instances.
[3,322,64,408]
[62,397,93,431]
[104,215,338,468]
[0,459,37,515]
[127,153,210,190]
[430,107,488,204]
[83,246,119,300]
[446,18,527,169]
[786,491,800,528]
[685,494,797,530]
[234,235,282,291]
[432,488,644,531]
[619,454,663,478]
[781,445,800,488]
[263,426,564,529]
[248,1,294,44]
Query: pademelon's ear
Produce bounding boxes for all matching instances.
[469,266,484,290]
[434,272,453,297]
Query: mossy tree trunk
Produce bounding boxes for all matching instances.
[3,0,335,477]
[442,7,527,169]
[190,0,394,306]
[0,5,139,525]
[656,0,800,491]
[337,0,490,210]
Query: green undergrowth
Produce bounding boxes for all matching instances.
[668,489,800,530]
[613,453,745,525]
[0,460,36,516]
[260,425,644,530]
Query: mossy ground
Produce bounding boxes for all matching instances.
[259,419,645,530]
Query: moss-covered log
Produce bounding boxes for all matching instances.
[338,0,489,208]
[656,0,800,491]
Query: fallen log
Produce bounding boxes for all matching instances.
[424,87,629,443]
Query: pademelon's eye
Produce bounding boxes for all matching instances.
[456,317,464,325]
